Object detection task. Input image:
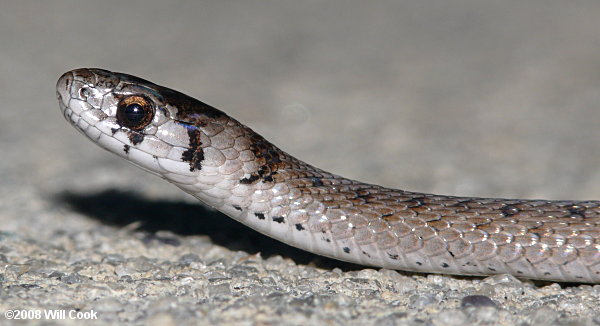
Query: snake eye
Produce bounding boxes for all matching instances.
[116,95,155,130]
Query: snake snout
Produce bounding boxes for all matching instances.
[56,70,74,109]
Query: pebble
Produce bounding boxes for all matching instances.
[461,295,498,308]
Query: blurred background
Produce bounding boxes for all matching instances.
[4,1,600,209]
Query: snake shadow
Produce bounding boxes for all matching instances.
[56,189,364,271]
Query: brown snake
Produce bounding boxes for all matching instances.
[56,68,600,283]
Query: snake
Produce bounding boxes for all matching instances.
[56,68,600,283]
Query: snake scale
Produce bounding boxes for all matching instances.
[56,68,600,283]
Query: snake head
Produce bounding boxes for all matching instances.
[56,68,244,179]
[57,68,296,217]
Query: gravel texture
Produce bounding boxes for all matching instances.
[2,1,600,325]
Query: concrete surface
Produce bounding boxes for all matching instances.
[2,1,600,325]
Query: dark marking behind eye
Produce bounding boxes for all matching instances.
[181,127,204,172]
[295,224,304,231]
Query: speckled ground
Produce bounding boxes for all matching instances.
[2,1,600,325]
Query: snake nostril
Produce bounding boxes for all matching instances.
[79,87,90,100]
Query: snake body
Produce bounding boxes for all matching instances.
[56,68,600,283]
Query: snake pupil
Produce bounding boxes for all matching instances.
[124,104,145,123]
[116,95,154,130]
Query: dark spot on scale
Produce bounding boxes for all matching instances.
[441,263,449,268]
[416,261,422,266]
[181,126,204,172]
[343,247,351,254]
[544,272,551,275]
[408,197,425,208]
[254,213,265,220]
[448,251,455,257]
[362,251,371,258]
[240,174,260,184]
[517,270,523,274]
[128,132,145,145]
[488,267,496,272]
[239,135,283,184]
[567,204,586,217]
[356,193,372,200]
[501,205,520,217]
[388,253,399,260]
[233,205,242,211]
[325,238,331,243]
[123,145,130,154]
[295,224,305,231]
[576,276,583,279]
[272,216,285,224]
[311,177,324,187]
